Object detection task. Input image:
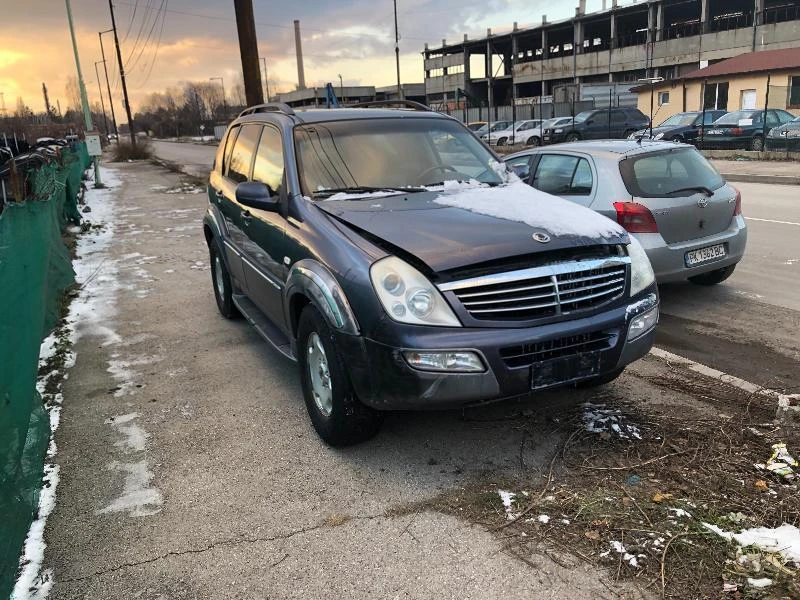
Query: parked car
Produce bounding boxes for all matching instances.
[205,102,659,445]
[466,121,487,132]
[475,120,513,138]
[765,115,800,151]
[701,109,795,151]
[543,108,650,144]
[627,110,727,143]
[504,140,747,284]
[481,120,542,146]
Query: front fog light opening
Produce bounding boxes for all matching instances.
[628,306,659,341]
[403,350,485,373]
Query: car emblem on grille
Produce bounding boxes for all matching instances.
[532,232,551,243]
[697,197,709,208]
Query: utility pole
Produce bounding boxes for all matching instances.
[99,30,119,140]
[95,61,110,136]
[338,74,344,103]
[260,57,270,101]
[108,0,136,145]
[42,83,52,120]
[233,0,264,106]
[65,0,102,186]
[394,0,402,99]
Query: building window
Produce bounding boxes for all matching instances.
[740,89,757,110]
[659,91,670,105]
[703,82,729,110]
[790,76,800,109]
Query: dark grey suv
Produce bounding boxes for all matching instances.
[204,101,659,445]
[544,108,650,144]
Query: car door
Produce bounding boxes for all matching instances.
[529,153,596,207]
[583,110,609,139]
[610,109,628,137]
[238,124,288,328]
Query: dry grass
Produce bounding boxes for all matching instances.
[111,139,153,161]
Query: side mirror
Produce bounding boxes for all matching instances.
[235,181,279,212]
[510,163,531,183]
[586,119,594,125]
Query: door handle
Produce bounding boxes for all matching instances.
[240,210,253,224]
[214,189,223,202]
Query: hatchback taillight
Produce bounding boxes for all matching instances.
[730,127,743,136]
[733,186,742,216]
[613,202,659,233]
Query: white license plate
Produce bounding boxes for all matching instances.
[706,130,724,135]
[685,244,726,266]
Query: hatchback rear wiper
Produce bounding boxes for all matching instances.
[666,185,713,196]
[314,186,425,198]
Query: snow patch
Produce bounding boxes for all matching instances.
[430,180,625,239]
[703,522,800,565]
[105,413,149,453]
[96,461,163,517]
[498,490,518,520]
[582,402,642,440]
[601,540,642,568]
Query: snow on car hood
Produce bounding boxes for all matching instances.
[317,180,627,273]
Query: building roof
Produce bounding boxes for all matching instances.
[683,47,800,80]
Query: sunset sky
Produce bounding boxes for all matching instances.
[0,0,595,117]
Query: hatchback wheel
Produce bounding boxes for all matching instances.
[209,240,239,319]
[750,135,764,152]
[565,132,581,142]
[297,306,383,446]
[688,264,737,286]
[497,137,508,146]
[526,136,541,147]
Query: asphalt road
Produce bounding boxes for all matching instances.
[39,155,798,598]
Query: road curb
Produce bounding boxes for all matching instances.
[720,172,800,186]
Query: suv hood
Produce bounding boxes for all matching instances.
[317,181,627,273]
[632,124,687,138]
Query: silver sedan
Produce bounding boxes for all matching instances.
[504,140,747,284]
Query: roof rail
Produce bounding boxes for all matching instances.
[349,100,432,112]
[238,102,296,118]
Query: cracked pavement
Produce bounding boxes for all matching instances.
[44,161,638,599]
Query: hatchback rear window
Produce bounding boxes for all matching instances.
[619,148,725,198]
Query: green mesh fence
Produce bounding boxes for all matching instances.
[0,145,84,598]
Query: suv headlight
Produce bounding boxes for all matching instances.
[627,236,655,296]
[370,256,461,327]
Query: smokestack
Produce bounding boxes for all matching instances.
[294,19,306,90]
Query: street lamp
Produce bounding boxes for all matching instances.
[338,74,344,103]
[210,77,227,120]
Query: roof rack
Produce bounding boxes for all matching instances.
[238,102,296,118]
[349,100,431,112]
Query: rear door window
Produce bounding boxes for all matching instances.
[226,124,262,183]
[620,149,725,197]
[532,154,594,196]
[610,110,626,124]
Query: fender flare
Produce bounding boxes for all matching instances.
[285,259,360,336]
[202,204,226,246]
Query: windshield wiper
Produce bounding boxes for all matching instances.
[666,185,713,196]
[313,186,425,198]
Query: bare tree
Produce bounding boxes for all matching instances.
[15,96,32,118]
[65,76,81,112]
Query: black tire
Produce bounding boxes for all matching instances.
[209,240,239,319]
[565,132,581,142]
[623,129,637,139]
[497,137,508,147]
[669,135,684,143]
[575,367,625,389]
[750,135,764,152]
[297,306,383,446]
[688,263,737,286]
[525,136,541,147]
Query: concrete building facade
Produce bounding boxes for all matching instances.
[422,0,800,107]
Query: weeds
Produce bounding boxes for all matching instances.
[111,139,153,161]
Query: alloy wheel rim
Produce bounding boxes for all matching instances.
[307,332,333,417]
[214,254,225,299]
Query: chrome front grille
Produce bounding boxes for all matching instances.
[439,258,629,322]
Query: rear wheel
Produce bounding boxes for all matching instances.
[750,135,764,152]
[525,136,541,147]
[575,368,625,389]
[297,306,383,446]
[209,240,239,319]
[565,132,581,142]
[497,137,508,146]
[688,264,737,286]
[669,135,684,143]
[623,129,637,139]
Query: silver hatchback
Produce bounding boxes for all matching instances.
[504,140,747,284]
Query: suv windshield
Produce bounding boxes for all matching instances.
[295,118,505,197]
[659,113,698,127]
[714,110,761,125]
[619,148,725,198]
[572,111,593,123]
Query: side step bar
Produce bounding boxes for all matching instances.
[232,294,296,362]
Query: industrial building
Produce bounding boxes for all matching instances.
[422,0,800,108]
[276,83,426,108]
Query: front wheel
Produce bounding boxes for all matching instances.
[750,135,764,152]
[209,241,239,319]
[525,136,541,147]
[669,135,684,143]
[297,306,383,446]
[496,137,508,147]
[688,264,737,286]
[565,132,581,143]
